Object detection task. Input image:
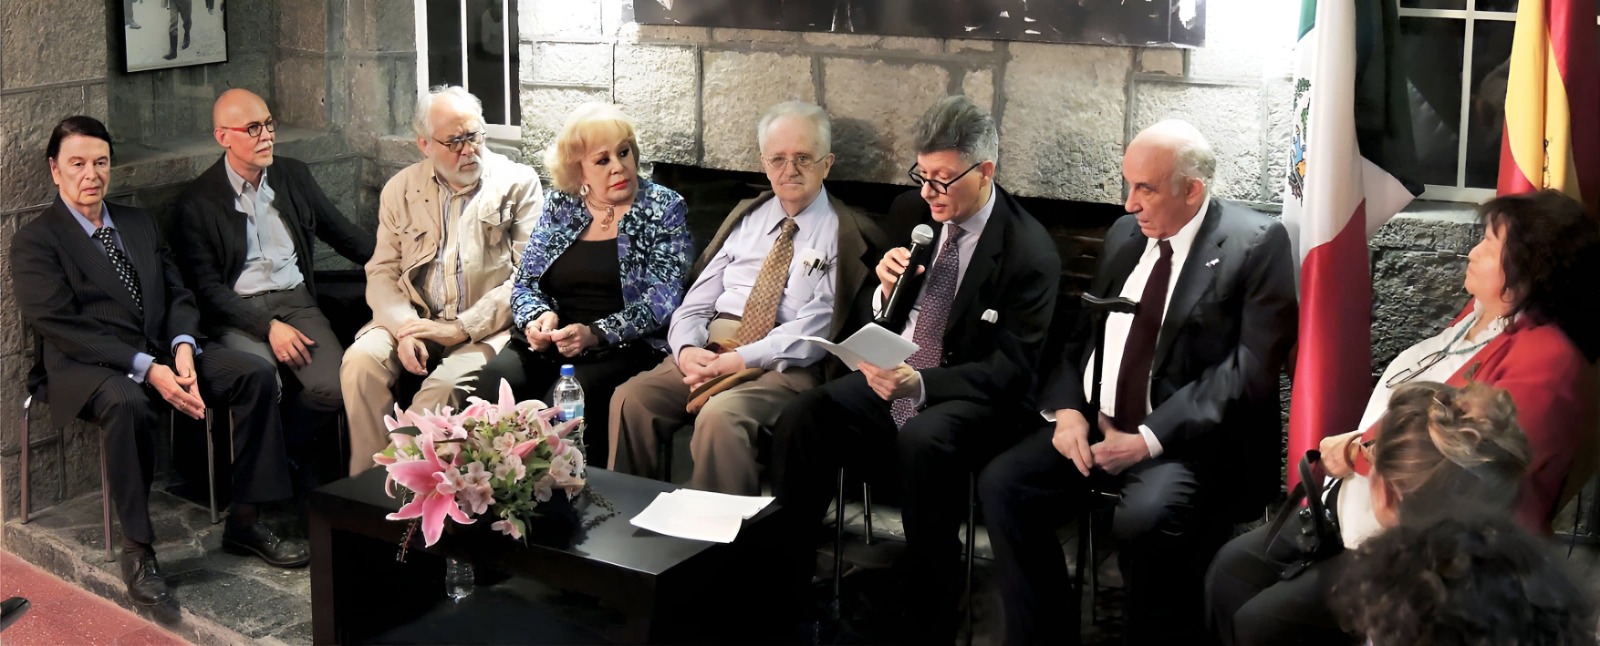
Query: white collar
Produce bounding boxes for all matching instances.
[1148,195,1210,256]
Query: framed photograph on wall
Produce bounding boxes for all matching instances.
[121,0,229,73]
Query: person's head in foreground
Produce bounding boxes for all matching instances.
[1331,515,1595,646]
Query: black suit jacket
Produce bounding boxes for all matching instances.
[1039,199,1297,515]
[171,156,375,338]
[12,199,202,428]
[888,186,1062,416]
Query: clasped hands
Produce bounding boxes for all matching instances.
[1052,409,1151,476]
[525,311,600,360]
[677,346,746,391]
[392,318,471,376]
[148,343,205,420]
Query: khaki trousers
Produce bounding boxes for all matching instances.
[340,326,494,476]
[608,355,818,496]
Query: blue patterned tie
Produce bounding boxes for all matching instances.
[93,227,142,312]
[891,224,963,428]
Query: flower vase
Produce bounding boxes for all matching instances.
[444,555,474,602]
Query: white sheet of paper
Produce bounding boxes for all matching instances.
[775,322,918,370]
[669,488,775,519]
[629,492,744,543]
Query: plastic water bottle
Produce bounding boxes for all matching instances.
[444,556,474,602]
[553,364,586,447]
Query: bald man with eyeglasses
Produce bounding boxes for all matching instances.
[172,88,374,482]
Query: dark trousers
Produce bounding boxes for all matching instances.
[1204,523,1351,646]
[80,347,293,544]
[979,426,1222,645]
[167,0,192,37]
[771,372,1023,645]
[472,337,661,466]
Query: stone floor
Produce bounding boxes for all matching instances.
[6,462,1597,645]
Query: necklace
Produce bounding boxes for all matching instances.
[586,200,616,231]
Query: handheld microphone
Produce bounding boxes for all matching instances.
[875,224,937,333]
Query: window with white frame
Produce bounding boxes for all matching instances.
[1396,0,1600,203]
[415,0,521,140]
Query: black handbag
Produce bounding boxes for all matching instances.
[1263,450,1345,580]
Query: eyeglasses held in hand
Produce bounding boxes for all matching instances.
[907,161,982,195]
[219,118,276,139]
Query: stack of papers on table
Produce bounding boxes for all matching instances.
[628,489,776,543]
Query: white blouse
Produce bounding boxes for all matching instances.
[1336,301,1509,547]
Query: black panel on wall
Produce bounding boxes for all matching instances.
[635,0,1205,48]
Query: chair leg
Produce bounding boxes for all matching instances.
[964,474,977,646]
[862,483,874,545]
[206,410,219,524]
[831,468,846,619]
[100,431,114,563]
[20,396,31,524]
[1087,509,1099,626]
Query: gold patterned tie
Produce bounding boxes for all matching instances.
[735,217,799,344]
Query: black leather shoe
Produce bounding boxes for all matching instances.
[118,549,172,606]
[222,522,310,568]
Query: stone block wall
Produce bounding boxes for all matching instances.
[0,0,421,522]
[514,0,1301,210]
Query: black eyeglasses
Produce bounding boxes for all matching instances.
[907,161,982,195]
[434,130,485,153]
[219,118,276,139]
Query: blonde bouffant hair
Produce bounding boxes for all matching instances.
[543,103,639,196]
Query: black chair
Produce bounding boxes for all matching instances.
[833,473,981,646]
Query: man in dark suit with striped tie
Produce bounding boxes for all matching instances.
[11,116,309,608]
[771,96,1062,644]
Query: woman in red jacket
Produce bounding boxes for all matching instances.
[1204,189,1600,646]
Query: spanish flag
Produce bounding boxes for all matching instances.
[1498,0,1600,215]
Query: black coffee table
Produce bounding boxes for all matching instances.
[309,467,786,644]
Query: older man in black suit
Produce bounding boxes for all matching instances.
[979,120,1298,645]
[771,96,1062,644]
[11,117,308,609]
[171,89,373,472]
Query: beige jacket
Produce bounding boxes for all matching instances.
[361,149,542,351]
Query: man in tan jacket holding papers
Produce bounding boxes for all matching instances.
[607,101,885,495]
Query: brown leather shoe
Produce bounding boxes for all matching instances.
[222,523,310,568]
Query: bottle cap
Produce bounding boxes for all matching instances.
[560,364,575,377]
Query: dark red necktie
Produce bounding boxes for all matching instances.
[1114,239,1172,429]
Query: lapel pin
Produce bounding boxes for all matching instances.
[981,309,999,324]
[1205,258,1221,268]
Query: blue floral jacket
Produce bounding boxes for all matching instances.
[510,178,692,346]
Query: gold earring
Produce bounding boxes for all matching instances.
[580,183,589,197]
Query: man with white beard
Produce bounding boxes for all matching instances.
[340,85,542,476]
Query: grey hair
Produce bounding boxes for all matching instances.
[412,85,484,138]
[913,95,999,165]
[757,101,832,156]
[1142,119,1215,192]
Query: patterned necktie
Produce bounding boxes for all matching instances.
[1114,239,1173,429]
[891,224,964,428]
[735,216,800,344]
[93,227,143,312]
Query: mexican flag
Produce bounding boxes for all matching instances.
[1497,0,1600,215]
[1282,0,1420,487]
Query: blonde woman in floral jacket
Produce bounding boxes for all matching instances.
[472,103,692,463]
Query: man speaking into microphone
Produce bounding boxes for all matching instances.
[771,95,1061,644]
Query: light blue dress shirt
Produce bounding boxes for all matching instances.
[70,205,199,384]
[668,188,841,371]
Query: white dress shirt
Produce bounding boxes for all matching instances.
[871,187,997,407]
[1042,198,1211,458]
[668,188,840,371]
[224,162,303,296]
[1336,302,1508,547]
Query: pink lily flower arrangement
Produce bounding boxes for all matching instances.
[375,379,586,546]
